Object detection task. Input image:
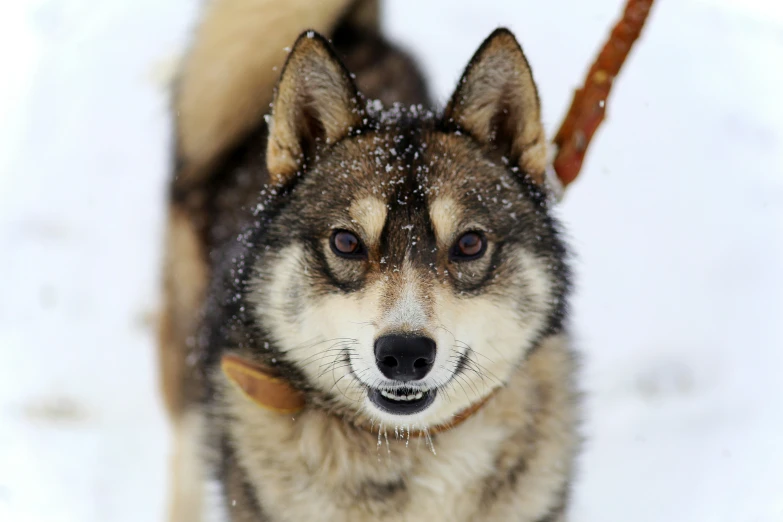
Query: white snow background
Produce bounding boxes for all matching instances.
[1,0,781,521]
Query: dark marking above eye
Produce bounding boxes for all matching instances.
[330,230,366,259]
[451,231,487,261]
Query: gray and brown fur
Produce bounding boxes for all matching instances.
[159,1,579,520]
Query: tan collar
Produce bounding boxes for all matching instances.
[221,354,493,437]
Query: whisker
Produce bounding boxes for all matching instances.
[297,345,357,363]
[464,353,504,387]
[283,337,360,353]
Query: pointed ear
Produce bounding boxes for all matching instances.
[444,29,548,184]
[266,31,364,185]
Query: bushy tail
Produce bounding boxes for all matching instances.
[173,0,378,188]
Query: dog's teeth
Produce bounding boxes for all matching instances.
[379,389,426,402]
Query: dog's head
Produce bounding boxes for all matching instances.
[245,29,570,428]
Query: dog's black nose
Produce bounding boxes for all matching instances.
[374,335,435,381]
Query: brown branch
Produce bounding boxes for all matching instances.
[553,0,655,188]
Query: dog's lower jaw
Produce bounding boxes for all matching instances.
[212,333,578,522]
[368,387,437,415]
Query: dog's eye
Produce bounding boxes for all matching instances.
[451,231,486,261]
[330,230,365,258]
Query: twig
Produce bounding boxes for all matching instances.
[553,0,655,189]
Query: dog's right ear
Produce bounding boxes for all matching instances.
[266,31,364,186]
[444,28,548,185]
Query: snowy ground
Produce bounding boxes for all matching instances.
[1,0,781,521]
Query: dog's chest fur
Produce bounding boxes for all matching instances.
[204,336,576,522]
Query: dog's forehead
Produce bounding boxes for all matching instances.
[340,130,517,230]
[337,129,495,197]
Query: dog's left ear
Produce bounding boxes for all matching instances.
[267,31,364,185]
[444,28,548,184]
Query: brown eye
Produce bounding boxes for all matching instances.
[330,230,365,258]
[451,231,486,261]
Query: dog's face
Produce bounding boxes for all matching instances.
[249,30,569,428]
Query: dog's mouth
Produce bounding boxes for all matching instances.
[368,387,436,415]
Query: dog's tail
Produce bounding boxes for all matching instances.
[173,0,378,189]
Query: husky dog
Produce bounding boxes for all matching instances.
[159,0,579,520]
